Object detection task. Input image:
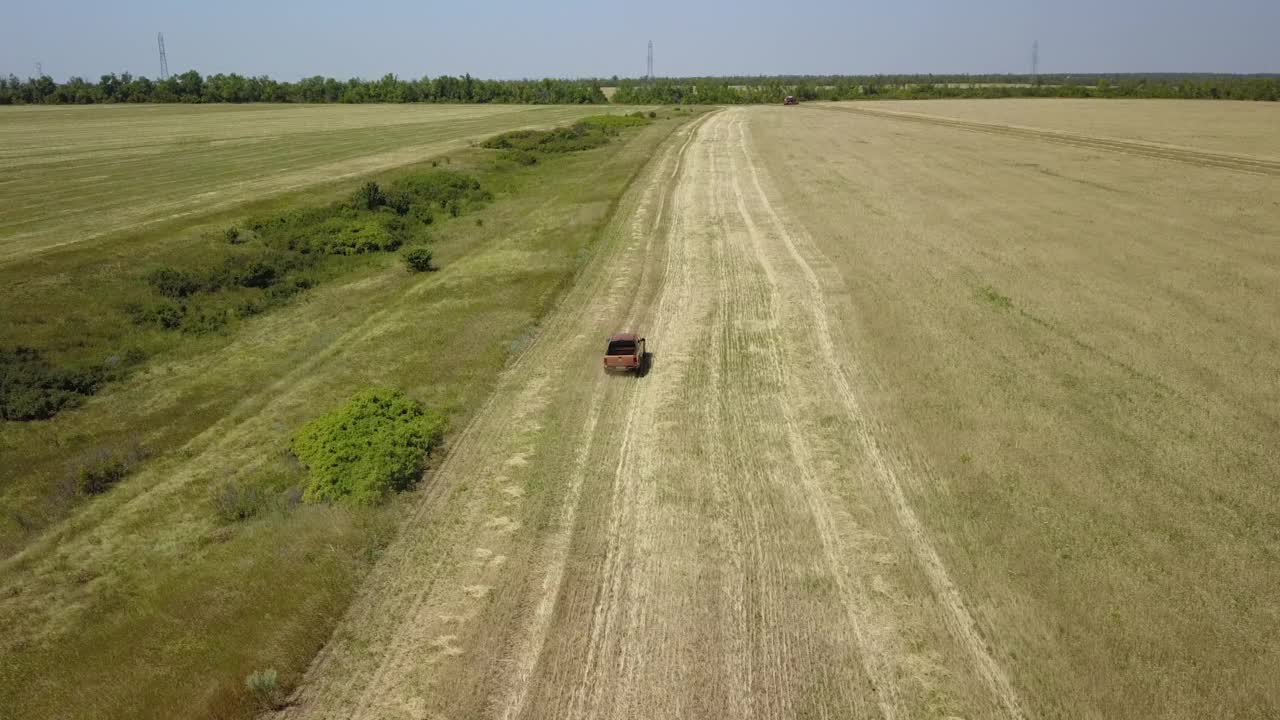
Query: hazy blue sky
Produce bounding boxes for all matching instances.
[2,0,1277,81]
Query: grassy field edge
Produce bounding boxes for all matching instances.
[0,109,701,719]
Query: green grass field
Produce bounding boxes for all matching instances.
[0,103,689,719]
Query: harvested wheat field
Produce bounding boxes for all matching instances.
[274,101,1279,719]
[0,103,610,263]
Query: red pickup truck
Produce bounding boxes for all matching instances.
[603,333,646,374]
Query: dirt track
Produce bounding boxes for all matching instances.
[276,108,1025,719]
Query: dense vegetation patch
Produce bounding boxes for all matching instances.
[482,113,650,161]
[71,440,149,496]
[289,389,447,505]
[125,170,490,335]
[580,113,652,130]
[402,247,434,272]
[2,169,489,424]
[0,347,130,421]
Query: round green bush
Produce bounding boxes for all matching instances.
[403,247,433,272]
[289,388,446,505]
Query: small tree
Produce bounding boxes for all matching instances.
[403,247,433,272]
[352,181,386,211]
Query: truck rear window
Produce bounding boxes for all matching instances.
[607,340,637,355]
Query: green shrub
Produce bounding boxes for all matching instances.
[403,247,433,272]
[213,482,268,522]
[245,668,281,709]
[235,300,264,318]
[481,129,541,150]
[247,205,333,237]
[127,301,185,330]
[386,190,412,216]
[76,453,128,495]
[233,259,279,288]
[145,267,202,299]
[306,215,399,255]
[0,347,107,421]
[72,441,147,496]
[410,205,435,225]
[481,122,612,155]
[390,170,490,211]
[290,388,447,505]
[539,124,612,152]
[204,251,313,291]
[381,215,411,246]
[224,226,244,244]
[351,180,386,211]
[582,113,650,130]
[265,283,303,303]
[648,110,657,118]
[499,148,538,166]
[179,305,229,335]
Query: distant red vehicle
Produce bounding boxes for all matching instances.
[783,95,798,105]
[603,333,646,374]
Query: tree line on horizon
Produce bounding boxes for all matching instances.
[0,71,608,105]
[1,71,1276,105]
[613,74,1279,103]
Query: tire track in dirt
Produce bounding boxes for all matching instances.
[565,114,741,718]
[728,109,1027,718]
[697,112,884,718]
[495,111,717,720]
[561,108,898,719]
[565,124,707,720]
[718,110,901,719]
[814,104,1280,177]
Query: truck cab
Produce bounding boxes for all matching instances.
[603,333,646,374]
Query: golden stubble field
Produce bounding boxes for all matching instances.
[754,100,1280,717]
[2,97,1276,720]
[276,100,1278,720]
[855,97,1280,157]
[0,103,612,263]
